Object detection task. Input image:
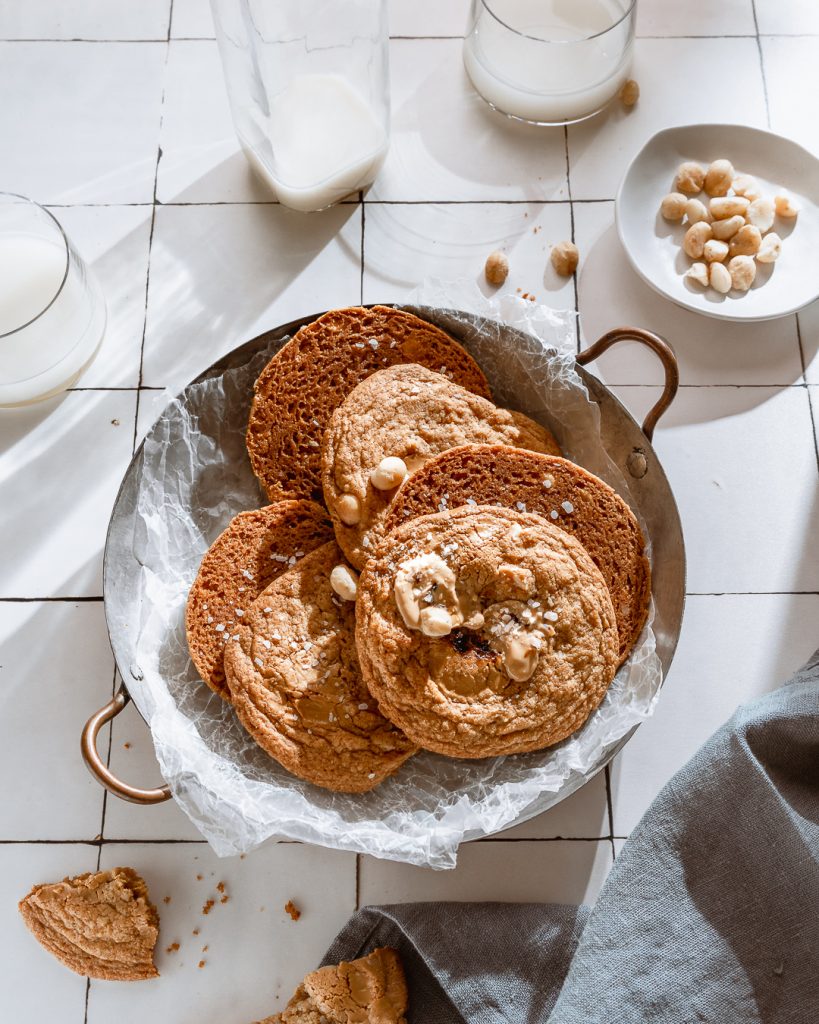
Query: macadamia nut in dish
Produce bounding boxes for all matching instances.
[684,262,709,287]
[683,222,712,259]
[704,159,735,197]
[774,194,799,219]
[747,198,775,233]
[660,193,688,221]
[709,262,732,294]
[728,224,762,258]
[711,215,745,241]
[728,255,756,292]
[675,162,705,195]
[710,196,749,220]
[757,232,782,263]
[703,239,729,263]
[685,198,711,225]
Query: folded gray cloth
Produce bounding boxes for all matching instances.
[322,649,819,1022]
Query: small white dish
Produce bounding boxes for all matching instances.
[616,124,819,322]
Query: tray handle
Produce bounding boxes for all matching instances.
[81,684,171,805]
[576,327,679,442]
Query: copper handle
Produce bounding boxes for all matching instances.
[576,327,679,441]
[81,685,171,805]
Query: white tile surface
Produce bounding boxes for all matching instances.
[637,0,756,37]
[363,201,575,307]
[0,0,171,40]
[0,843,98,1024]
[141,203,362,390]
[388,0,469,36]
[171,0,214,38]
[0,602,111,838]
[799,301,819,385]
[496,771,610,839]
[574,201,803,385]
[371,39,569,202]
[0,391,137,597]
[567,38,767,201]
[55,205,153,390]
[610,384,819,594]
[0,42,165,204]
[360,840,613,906]
[610,593,819,835]
[762,37,819,160]
[756,0,819,36]
[157,40,272,204]
[103,691,203,841]
[87,842,356,1023]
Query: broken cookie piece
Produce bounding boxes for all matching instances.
[18,867,159,981]
[257,947,408,1024]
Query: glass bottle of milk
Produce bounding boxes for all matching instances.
[211,0,390,213]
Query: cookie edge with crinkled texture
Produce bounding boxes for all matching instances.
[246,305,492,504]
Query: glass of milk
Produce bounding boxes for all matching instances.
[0,194,106,408]
[211,0,390,213]
[464,0,636,125]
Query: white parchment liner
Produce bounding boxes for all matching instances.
[129,284,662,868]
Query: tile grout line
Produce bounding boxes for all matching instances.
[604,764,616,843]
[2,33,815,43]
[795,313,819,474]
[132,15,172,455]
[359,191,366,304]
[750,0,772,128]
[562,125,581,354]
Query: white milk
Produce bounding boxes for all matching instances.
[0,235,105,406]
[464,0,632,124]
[242,74,388,212]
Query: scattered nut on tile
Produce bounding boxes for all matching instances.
[550,240,579,277]
[619,79,640,107]
[484,250,509,286]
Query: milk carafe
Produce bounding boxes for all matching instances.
[211,0,390,212]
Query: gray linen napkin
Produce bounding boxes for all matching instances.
[322,649,819,1022]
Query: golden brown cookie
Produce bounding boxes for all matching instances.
[18,868,159,981]
[322,364,561,570]
[186,500,332,699]
[247,305,491,504]
[384,445,651,665]
[223,542,416,792]
[260,948,408,1024]
[356,505,619,758]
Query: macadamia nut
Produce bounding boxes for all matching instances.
[711,214,745,241]
[728,255,756,292]
[747,197,775,233]
[550,241,579,276]
[685,262,709,287]
[337,494,361,526]
[484,250,509,286]
[703,239,729,263]
[729,224,762,257]
[660,193,688,221]
[675,162,706,195]
[683,221,712,259]
[709,262,732,294]
[620,79,640,106]
[704,159,735,197]
[710,196,749,219]
[330,564,359,601]
[419,606,454,638]
[732,174,761,201]
[370,456,408,491]
[685,198,711,225]
[774,194,799,219]
[757,232,782,263]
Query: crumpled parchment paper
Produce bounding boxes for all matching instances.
[128,283,662,868]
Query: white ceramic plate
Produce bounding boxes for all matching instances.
[616,124,819,322]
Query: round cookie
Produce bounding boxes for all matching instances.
[384,445,650,665]
[355,505,619,759]
[186,500,332,700]
[246,305,491,504]
[322,364,561,571]
[223,542,416,792]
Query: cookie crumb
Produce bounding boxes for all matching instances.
[220,895,229,904]
[196,874,203,881]
[111,418,120,426]
[162,896,171,904]
[202,899,214,915]
[284,900,301,921]
[192,928,200,936]
[216,881,225,894]
[166,942,180,954]
[198,960,206,969]
[202,944,209,952]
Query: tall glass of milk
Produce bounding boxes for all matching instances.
[0,194,106,408]
[211,0,389,213]
[464,0,636,125]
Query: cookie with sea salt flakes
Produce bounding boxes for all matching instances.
[356,504,619,759]
[258,948,409,1024]
[186,500,332,700]
[223,541,416,792]
[246,305,492,504]
[18,868,159,981]
[321,363,561,571]
[384,445,651,665]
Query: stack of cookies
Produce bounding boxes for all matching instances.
[185,306,651,794]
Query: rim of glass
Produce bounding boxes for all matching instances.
[0,191,70,340]
[476,0,636,43]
